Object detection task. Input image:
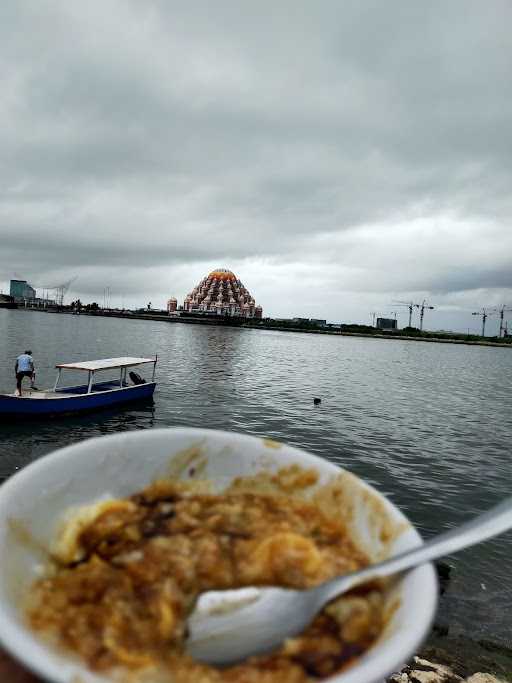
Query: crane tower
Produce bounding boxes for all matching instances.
[471,308,493,337]
[40,277,77,307]
[392,300,434,330]
[497,305,512,338]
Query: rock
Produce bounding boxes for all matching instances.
[413,657,440,669]
[413,656,461,678]
[465,675,506,683]
[409,671,445,683]
[388,673,410,683]
[387,657,464,683]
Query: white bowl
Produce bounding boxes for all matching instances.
[0,428,437,683]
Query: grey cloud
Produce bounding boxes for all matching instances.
[1,0,511,322]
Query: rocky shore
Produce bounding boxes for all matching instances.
[386,561,512,683]
[389,649,511,683]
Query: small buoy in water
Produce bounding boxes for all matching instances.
[313,398,321,405]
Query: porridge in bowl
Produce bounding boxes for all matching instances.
[26,465,389,682]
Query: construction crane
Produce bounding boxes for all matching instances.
[418,299,434,331]
[471,307,493,337]
[392,301,416,327]
[392,300,433,330]
[496,305,512,338]
[57,277,77,306]
[40,277,77,307]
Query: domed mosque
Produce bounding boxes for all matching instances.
[182,268,263,318]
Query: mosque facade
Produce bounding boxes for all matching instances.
[181,269,262,318]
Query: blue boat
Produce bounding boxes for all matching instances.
[0,356,157,418]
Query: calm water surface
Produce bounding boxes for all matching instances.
[1,309,512,643]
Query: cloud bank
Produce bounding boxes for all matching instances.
[1,1,511,332]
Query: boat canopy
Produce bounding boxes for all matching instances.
[55,357,156,371]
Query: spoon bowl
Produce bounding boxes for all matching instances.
[187,495,512,665]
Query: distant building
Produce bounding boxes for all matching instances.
[10,279,36,302]
[376,317,397,330]
[167,297,177,313]
[183,268,262,318]
[310,319,327,326]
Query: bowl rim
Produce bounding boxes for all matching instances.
[0,427,438,683]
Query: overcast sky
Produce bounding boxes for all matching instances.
[1,1,511,333]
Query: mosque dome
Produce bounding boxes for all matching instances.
[208,268,237,281]
[183,268,262,318]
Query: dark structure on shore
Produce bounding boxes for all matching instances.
[0,294,17,309]
[376,317,398,330]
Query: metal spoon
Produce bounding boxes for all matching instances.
[186,495,512,665]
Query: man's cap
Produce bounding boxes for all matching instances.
[24,350,32,355]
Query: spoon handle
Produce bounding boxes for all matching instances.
[322,495,512,603]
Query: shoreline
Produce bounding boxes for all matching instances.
[12,307,512,349]
[416,632,512,681]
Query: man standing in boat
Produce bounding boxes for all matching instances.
[15,350,36,396]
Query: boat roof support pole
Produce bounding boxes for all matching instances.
[53,368,62,392]
[87,370,94,394]
[152,355,157,382]
[119,367,123,388]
